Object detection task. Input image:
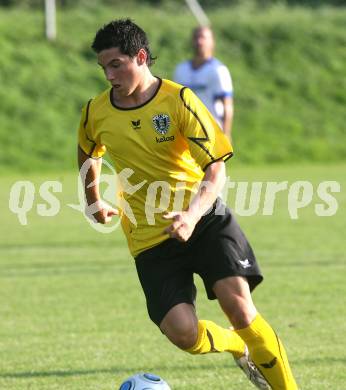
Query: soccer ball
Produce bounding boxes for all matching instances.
[118,373,171,390]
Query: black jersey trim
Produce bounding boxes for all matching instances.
[78,144,102,160]
[83,99,92,128]
[82,98,99,155]
[109,77,162,111]
[88,143,97,158]
[203,152,233,171]
[179,87,215,162]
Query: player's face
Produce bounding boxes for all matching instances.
[193,27,214,57]
[97,47,144,96]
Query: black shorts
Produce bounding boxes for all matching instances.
[135,199,263,327]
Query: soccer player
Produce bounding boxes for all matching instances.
[77,19,298,389]
[174,26,234,140]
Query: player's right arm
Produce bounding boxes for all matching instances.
[163,87,233,242]
[77,100,118,224]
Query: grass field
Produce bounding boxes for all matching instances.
[0,163,345,389]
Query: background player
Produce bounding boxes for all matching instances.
[174,26,234,140]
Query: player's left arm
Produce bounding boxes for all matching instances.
[221,96,234,140]
[164,160,226,242]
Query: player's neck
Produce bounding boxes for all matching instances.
[112,71,160,109]
[192,54,213,69]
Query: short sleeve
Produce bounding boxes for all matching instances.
[213,64,233,99]
[78,99,106,159]
[179,87,233,170]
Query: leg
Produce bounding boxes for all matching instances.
[136,239,243,355]
[160,302,245,356]
[160,303,198,350]
[214,276,298,390]
[213,275,257,328]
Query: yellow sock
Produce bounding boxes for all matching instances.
[184,319,245,358]
[235,314,298,390]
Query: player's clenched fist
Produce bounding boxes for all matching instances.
[163,211,199,242]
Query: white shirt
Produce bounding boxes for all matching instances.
[174,58,233,125]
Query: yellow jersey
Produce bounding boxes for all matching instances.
[78,78,233,257]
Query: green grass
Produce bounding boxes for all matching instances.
[0,4,345,171]
[0,163,345,389]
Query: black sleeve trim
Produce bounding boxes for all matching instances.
[88,143,97,158]
[179,87,215,162]
[203,152,233,171]
[88,144,103,160]
[82,98,99,153]
[78,144,102,160]
[83,99,92,129]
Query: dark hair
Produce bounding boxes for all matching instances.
[91,18,156,66]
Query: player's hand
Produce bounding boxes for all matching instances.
[163,211,199,242]
[85,200,119,224]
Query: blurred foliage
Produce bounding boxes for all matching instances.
[0,0,345,8]
[0,4,345,171]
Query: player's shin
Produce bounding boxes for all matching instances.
[184,319,245,357]
[235,314,298,390]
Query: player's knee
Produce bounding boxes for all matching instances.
[230,301,257,329]
[214,279,257,328]
[165,323,198,350]
[218,292,257,328]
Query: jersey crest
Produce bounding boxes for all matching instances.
[152,113,170,135]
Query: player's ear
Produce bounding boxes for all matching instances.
[136,48,147,66]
